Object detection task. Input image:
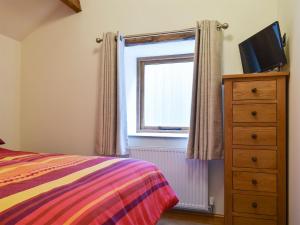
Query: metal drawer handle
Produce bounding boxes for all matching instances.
[251,156,258,162]
[251,111,257,116]
[252,202,258,208]
[251,133,258,139]
[251,179,258,185]
[251,88,257,93]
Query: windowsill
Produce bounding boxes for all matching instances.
[128,132,189,138]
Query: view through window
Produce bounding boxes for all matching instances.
[137,54,194,133]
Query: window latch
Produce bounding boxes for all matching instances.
[158,127,182,131]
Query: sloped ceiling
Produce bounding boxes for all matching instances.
[0,0,73,41]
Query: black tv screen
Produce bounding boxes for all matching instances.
[239,21,287,73]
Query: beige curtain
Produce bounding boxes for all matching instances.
[95,32,128,156]
[187,21,223,160]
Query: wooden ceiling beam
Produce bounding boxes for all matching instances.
[125,31,195,46]
[60,0,82,13]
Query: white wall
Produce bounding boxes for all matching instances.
[278,0,300,224]
[0,34,21,149]
[21,0,279,214]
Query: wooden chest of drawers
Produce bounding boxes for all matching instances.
[223,72,288,225]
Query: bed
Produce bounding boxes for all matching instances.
[0,148,178,225]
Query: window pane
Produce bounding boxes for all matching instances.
[144,61,193,128]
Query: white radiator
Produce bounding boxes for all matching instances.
[129,147,209,211]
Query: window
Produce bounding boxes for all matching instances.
[124,39,195,136]
[137,54,194,133]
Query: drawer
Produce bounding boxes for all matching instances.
[233,149,277,169]
[233,171,277,192]
[233,104,277,123]
[233,80,277,100]
[233,194,277,215]
[233,127,276,146]
[233,217,277,225]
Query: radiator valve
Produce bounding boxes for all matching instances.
[208,196,215,213]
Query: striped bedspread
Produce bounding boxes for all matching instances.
[0,148,178,225]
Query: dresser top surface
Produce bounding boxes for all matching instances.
[223,71,289,80]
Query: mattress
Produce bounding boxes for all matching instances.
[0,148,178,225]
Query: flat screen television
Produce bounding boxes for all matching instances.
[239,21,287,73]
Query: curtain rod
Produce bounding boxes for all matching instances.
[96,23,229,43]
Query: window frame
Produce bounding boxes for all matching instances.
[136,53,194,134]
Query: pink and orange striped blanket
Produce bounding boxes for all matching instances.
[0,148,178,225]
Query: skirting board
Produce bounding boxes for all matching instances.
[162,209,224,225]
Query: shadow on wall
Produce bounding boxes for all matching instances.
[35,1,76,33]
[0,0,78,40]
